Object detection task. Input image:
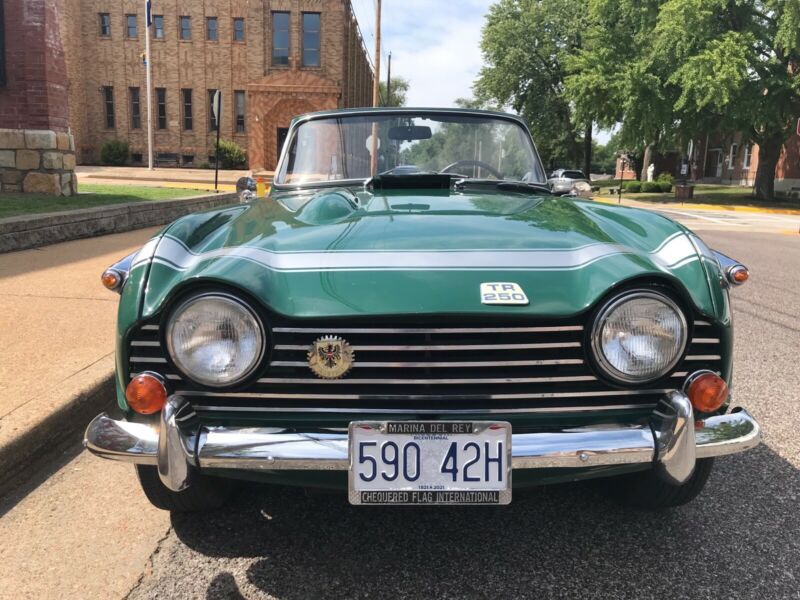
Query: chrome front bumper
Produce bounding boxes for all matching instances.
[84,392,760,492]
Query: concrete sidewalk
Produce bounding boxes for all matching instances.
[76,165,274,193]
[0,228,158,493]
[592,192,800,216]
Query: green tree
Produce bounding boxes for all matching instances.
[568,0,800,199]
[380,76,410,107]
[475,0,593,175]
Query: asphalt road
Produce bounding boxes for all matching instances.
[2,220,799,600]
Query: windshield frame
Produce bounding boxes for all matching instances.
[271,108,547,191]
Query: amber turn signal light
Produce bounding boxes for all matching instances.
[101,269,123,292]
[728,265,749,285]
[686,372,728,414]
[125,372,167,415]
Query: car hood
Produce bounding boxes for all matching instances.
[136,187,720,319]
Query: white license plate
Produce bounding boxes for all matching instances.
[348,421,512,505]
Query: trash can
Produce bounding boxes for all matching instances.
[675,184,694,200]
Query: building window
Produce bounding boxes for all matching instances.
[206,17,218,41]
[272,12,290,66]
[182,155,195,166]
[302,13,321,67]
[208,89,219,131]
[728,143,738,169]
[743,144,753,170]
[99,13,111,37]
[156,88,167,129]
[129,87,141,129]
[126,14,137,38]
[233,18,245,42]
[131,152,143,164]
[153,15,165,39]
[179,16,191,40]
[234,91,246,133]
[102,86,115,129]
[182,89,193,131]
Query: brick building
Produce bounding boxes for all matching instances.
[615,131,800,198]
[0,0,78,195]
[63,0,374,171]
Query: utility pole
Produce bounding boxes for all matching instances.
[371,0,381,108]
[386,51,392,106]
[369,0,382,176]
[144,0,154,170]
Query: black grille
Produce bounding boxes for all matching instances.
[127,316,724,416]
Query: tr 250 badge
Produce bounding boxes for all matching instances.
[480,282,529,305]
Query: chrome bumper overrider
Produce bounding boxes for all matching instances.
[84,392,760,492]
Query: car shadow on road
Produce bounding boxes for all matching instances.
[171,446,799,599]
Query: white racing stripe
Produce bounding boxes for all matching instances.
[146,232,699,273]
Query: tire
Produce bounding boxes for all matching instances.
[135,465,235,512]
[605,458,715,510]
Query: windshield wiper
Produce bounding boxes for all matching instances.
[454,178,552,196]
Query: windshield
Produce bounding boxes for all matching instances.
[275,112,544,186]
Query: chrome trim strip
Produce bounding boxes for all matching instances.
[191,403,655,414]
[272,326,584,334]
[141,324,160,331]
[256,375,598,385]
[131,341,161,347]
[684,355,722,361]
[269,359,585,368]
[274,342,582,352]
[178,389,672,400]
[694,321,712,326]
[691,338,720,344]
[130,357,168,364]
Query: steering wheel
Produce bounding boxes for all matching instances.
[441,160,503,179]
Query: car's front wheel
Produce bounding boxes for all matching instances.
[605,458,714,509]
[135,465,235,512]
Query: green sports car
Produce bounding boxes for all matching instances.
[85,108,760,511]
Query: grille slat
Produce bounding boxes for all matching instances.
[127,315,724,416]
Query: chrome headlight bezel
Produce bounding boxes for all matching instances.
[590,290,688,385]
[165,292,266,388]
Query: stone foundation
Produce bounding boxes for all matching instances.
[0,129,77,196]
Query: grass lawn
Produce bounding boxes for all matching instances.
[0,183,209,219]
[595,183,799,210]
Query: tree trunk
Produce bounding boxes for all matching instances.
[583,122,592,178]
[753,134,783,202]
[640,143,654,182]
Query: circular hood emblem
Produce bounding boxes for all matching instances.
[308,336,355,379]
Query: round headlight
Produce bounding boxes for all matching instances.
[591,291,687,384]
[166,293,265,387]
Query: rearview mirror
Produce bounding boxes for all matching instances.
[388,125,432,141]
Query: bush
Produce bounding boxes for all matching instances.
[623,181,641,193]
[656,172,674,185]
[641,181,662,193]
[212,140,247,169]
[659,182,673,193]
[100,140,130,166]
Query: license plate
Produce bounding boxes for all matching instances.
[348,421,512,505]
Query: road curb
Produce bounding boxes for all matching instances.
[0,192,238,253]
[0,359,115,497]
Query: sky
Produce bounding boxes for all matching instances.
[350,0,490,108]
[350,1,612,144]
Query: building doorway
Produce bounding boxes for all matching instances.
[277,128,289,163]
[705,149,723,178]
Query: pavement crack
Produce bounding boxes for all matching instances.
[0,293,117,302]
[123,524,173,600]
[0,351,115,420]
